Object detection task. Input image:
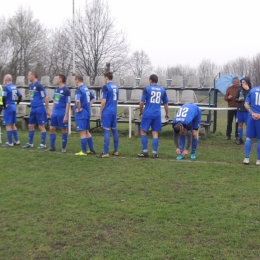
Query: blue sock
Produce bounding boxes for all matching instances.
[7,130,13,144]
[257,140,260,160]
[104,130,110,154]
[179,135,186,153]
[141,135,148,153]
[87,137,94,151]
[112,128,119,152]
[191,138,198,154]
[238,128,243,139]
[29,130,35,144]
[152,138,159,154]
[12,130,19,142]
[50,133,56,148]
[41,132,47,145]
[244,139,252,158]
[62,133,68,149]
[81,138,88,153]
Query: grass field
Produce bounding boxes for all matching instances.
[1,110,260,260]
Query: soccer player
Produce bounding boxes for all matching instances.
[243,84,260,165]
[96,72,119,158]
[45,74,71,153]
[137,74,169,158]
[235,77,251,145]
[22,71,50,149]
[74,75,95,156]
[172,103,201,159]
[1,74,22,147]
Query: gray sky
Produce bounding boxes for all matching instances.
[1,0,259,68]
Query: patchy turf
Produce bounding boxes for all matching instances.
[1,116,260,260]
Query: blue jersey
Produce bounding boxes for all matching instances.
[53,86,71,116]
[102,82,119,116]
[245,86,260,114]
[3,83,22,111]
[75,85,95,119]
[173,104,201,129]
[29,81,46,108]
[141,84,168,119]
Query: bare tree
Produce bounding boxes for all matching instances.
[5,6,47,79]
[71,0,128,82]
[197,59,219,78]
[222,57,252,77]
[166,64,196,79]
[127,50,153,78]
[251,53,260,86]
[0,18,10,79]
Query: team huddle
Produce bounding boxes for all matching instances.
[1,72,260,164]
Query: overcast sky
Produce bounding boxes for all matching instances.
[0,0,259,69]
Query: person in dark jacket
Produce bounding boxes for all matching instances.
[235,77,251,145]
[224,77,240,140]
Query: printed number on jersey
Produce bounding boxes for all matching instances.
[150,91,161,104]
[176,107,189,117]
[12,90,17,101]
[255,92,260,105]
[113,89,117,101]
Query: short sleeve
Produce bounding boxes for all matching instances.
[162,90,168,104]
[102,85,108,99]
[141,87,148,102]
[90,92,95,101]
[75,88,82,101]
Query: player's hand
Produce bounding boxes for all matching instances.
[176,148,181,155]
[99,114,102,120]
[63,116,68,124]
[139,112,143,119]
[76,108,83,113]
[182,149,189,156]
[252,113,260,120]
[165,114,169,121]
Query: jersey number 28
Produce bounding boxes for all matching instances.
[150,91,161,104]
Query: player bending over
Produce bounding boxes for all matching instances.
[172,103,201,160]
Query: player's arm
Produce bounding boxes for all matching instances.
[44,96,50,116]
[173,131,181,154]
[90,92,95,106]
[63,93,71,123]
[182,131,192,156]
[139,101,144,118]
[163,91,169,120]
[139,88,147,117]
[99,86,107,120]
[16,89,22,105]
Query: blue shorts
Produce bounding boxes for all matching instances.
[192,109,202,130]
[3,110,16,125]
[236,111,248,124]
[29,106,47,125]
[76,118,90,131]
[141,117,162,132]
[246,115,260,139]
[102,114,117,128]
[51,114,68,128]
